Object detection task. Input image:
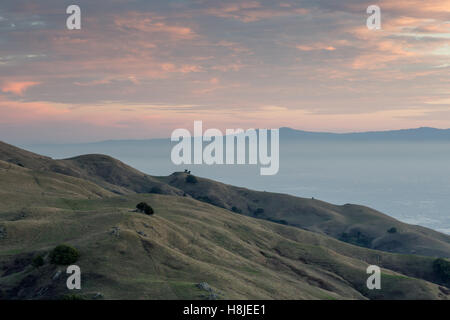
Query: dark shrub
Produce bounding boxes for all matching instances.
[387,227,397,234]
[136,202,154,215]
[340,231,372,248]
[50,245,79,265]
[32,255,45,268]
[433,258,450,285]
[186,175,198,184]
[150,186,163,194]
[255,208,265,215]
[267,218,288,225]
[195,196,215,205]
[231,206,242,213]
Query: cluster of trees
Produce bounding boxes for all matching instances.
[32,244,80,268]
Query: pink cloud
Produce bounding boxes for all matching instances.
[161,63,203,73]
[204,1,308,22]
[1,81,40,95]
[296,44,336,52]
[379,0,450,17]
[114,12,197,40]
[5,13,205,87]
[0,97,69,124]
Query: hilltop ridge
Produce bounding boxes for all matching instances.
[0,141,450,300]
[1,140,450,258]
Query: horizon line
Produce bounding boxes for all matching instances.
[16,126,450,146]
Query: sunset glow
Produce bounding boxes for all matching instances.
[0,0,449,143]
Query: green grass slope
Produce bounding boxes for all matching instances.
[0,141,181,196]
[1,141,450,300]
[160,172,450,258]
[0,165,449,299]
[0,160,113,212]
[2,140,450,258]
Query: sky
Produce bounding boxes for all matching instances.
[0,0,449,143]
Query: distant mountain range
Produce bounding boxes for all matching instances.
[19,127,450,148]
[90,127,450,144]
[280,127,450,141]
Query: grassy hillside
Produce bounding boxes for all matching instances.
[160,172,450,258]
[1,186,449,300]
[0,141,182,196]
[1,141,450,299]
[0,160,113,211]
[2,141,450,258]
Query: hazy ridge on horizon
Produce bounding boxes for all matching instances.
[15,126,450,146]
[15,127,450,236]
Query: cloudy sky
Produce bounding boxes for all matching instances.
[0,0,449,143]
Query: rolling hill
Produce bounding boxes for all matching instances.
[0,141,182,196]
[2,141,450,258]
[0,141,449,300]
[160,173,450,258]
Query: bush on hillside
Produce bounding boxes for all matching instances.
[340,231,372,248]
[267,217,289,225]
[195,195,214,205]
[254,208,265,215]
[149,186,163,194]
[387,227,397,234]
[186,174,198,184]
[231,206,242,213]
[136,202,154,215]
[50,244,80,265]
[433,258,450,285]
[32,255,45,268]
